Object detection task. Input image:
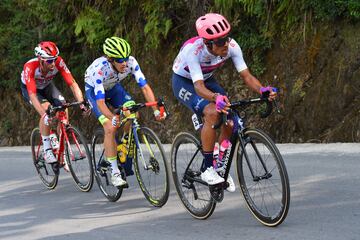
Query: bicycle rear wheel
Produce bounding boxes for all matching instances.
[92,128,123,202]
[30,128,58,189]
[133,127,169,207]
[171,132,216,219]
[65,126,94,192]
[236,128,290,227]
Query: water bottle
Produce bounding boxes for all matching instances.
[213,142,220,169]
[219,139,231,161]
[217,139,232,175]
[49,132,59,150]
[117,138,128,163]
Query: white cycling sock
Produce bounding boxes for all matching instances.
[107,156,120,174]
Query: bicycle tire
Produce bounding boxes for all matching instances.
[65,126,94,192]
[91,128,123,202]
[133,127,169,207]
[171,132,216,219]
[30,128,58,190]
[236,128,290,227]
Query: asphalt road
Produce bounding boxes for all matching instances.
[0,144,359,240]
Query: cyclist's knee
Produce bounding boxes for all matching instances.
[203,103,220,124]
[41,102,51,110]
[103,121,116,135]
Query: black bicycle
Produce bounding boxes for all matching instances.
[171,93,290,226]
[91,99,170,207]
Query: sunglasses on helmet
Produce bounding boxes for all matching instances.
[113,57,129,63]
[211,36,231,47]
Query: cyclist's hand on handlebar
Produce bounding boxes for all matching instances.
[79,103,91,116]
[260,86,277,101]
[111,115,120,127]
[154,107,167,121]
[215,94,231,114]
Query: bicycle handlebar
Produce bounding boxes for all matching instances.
[212,91,279,130]
[46,101,85,116]
[114,97,170,117]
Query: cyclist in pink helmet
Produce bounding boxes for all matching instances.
[172,13,276,191]
[195,13,231,40]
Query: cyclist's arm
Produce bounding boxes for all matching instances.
[129,57,159,112]
[56,58,85,103]
[240,69,263,94]
[140,84,158,111]
[194,80,219,102]
[229,40,266,94]
[69,81,84,102]
[29,92,46,117]
[96,99,115,120]
[23,64,46,116]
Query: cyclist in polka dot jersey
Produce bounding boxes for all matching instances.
[85,36,165,187]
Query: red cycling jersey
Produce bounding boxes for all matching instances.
[21,57,74,94]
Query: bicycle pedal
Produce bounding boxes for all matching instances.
[118,183,129,189]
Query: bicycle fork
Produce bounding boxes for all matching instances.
[238,134,272,181]
[132,122,156,172]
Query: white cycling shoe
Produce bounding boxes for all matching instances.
[44,149,57,164]
[201,167,225,185]
[225,174,236,192]
[111,172,127,187]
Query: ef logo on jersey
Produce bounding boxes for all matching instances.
[179,87,192,102]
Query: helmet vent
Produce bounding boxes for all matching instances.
[222,20,229,29]
[218,21,225,31]
[206,28,214,35]
[213,24,220,33]
[44,47,52,54]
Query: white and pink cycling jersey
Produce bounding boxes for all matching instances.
[21,57,74,94]
[172,37,248,82]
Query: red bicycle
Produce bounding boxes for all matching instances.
[30,101,93,192]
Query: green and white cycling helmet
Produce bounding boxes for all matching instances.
[103,37,131,59]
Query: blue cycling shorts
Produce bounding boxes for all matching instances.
[171,72,227,115]
[85,83,133,119]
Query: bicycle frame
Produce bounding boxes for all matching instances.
[118,111,155,170]
[183,96,275,187]
[49,104,86,166]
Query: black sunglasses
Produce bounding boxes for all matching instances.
[113,57,129,63]
[42,58,57,64]
[212,36,231,47]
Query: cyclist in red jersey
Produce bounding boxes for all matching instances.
[21,41,88,164]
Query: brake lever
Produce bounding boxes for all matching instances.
[157,97,170,117]
[273,100,281,114]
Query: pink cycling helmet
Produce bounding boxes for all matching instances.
[34,41,59,59]
[195,13,231,40]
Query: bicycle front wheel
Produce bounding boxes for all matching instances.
[236,128,290,227]
[30,128,58,189]
[133,127,169,207]
[171,132,216,219]
[92,128,123,202]
[65,126,94,192]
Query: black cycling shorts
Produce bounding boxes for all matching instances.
[21,82,66,107]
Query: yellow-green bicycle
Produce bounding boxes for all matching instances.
[91,99,169,207]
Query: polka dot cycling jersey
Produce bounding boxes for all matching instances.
[21,57,74,94]
[172,37,248,83]
[84,56,147,100]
